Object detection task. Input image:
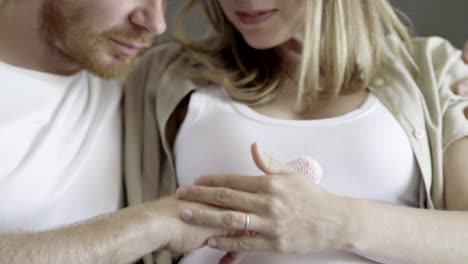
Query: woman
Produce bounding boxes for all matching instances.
[124,0,468,263]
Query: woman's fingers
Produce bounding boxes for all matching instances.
[176,184,266,212]
[208,235,273,253]
[181,208,270,234]
[194,174,264,193]
[251,143,296,175]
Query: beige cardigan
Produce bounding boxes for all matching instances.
[124,37,468,264]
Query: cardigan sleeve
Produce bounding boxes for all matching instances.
[123,43,182,264]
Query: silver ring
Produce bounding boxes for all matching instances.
[243,213,250,232]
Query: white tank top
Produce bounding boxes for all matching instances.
[174,87,421,264]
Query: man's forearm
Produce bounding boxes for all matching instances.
[0,205,167,264]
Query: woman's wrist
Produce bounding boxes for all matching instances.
[335,198,397,257]
[301,193,364,252]
[330,196,366,252]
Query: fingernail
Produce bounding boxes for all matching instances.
[208,239,218,248]
[255,143,263,152]
[460,84,468,95]
[255,143,267,158]
[176,187,188,198]
[193,177,202,185]
[182,210,193,221]
[455,84,468,97]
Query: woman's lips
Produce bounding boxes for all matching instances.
[235,10,276,26]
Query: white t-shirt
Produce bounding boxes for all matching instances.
[174,87,421,264]
[0,62,123,232]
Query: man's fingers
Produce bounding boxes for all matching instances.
[219,252,246,264]
[454,81,468,119]
[463,40,468,63]
[455,81,468,97]
[180,208,269,234]
[176,185,265,212]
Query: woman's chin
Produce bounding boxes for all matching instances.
[243,36,282,50]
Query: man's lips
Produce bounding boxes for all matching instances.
[111,39,150,57]
[235,10,277,25]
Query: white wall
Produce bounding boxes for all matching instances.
[162,0,468,47]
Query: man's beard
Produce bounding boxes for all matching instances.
[39,0,153,79]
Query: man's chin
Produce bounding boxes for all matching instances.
[89,67,131,80]
[66,48,139,79]
[84,60,136,80]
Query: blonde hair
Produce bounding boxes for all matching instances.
[174,0,412,109]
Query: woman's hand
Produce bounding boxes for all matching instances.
[175,143,352,255]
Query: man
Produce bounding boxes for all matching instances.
[461,41,468,119]
[464,41,468,64]
[0,1,226,263]
[0,1,467,264]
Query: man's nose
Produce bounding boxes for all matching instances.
[130,0,167,36]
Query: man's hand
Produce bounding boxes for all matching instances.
[463,41,468,63]
[455,40,468,119]
[455,83,468,119]
[0,196,228,264]
[151,196,229,253]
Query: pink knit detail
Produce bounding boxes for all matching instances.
[287,157,323,184]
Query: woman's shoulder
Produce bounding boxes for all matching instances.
[124,41,195,94]
[380,35,467,93]
[137,41,186,78]
[375,35,467,115]
[383,35,463,71]
[409,37,467,90]
[410,36,463,68]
